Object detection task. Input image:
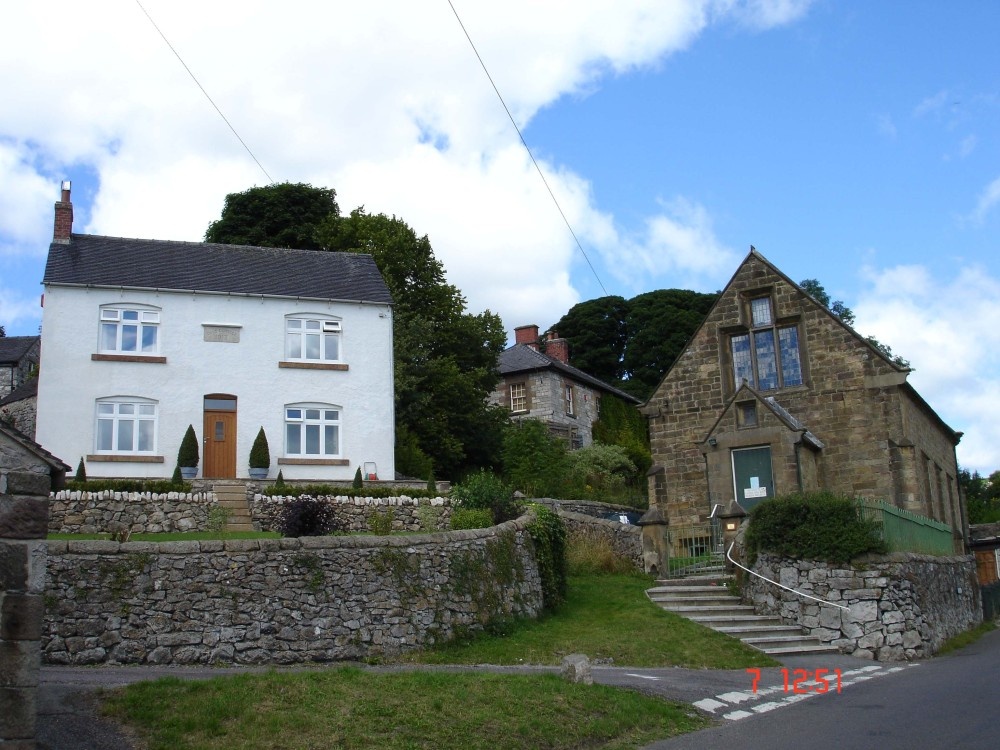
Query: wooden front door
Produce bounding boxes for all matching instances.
[203,395,237,479]
[732,446,774,512]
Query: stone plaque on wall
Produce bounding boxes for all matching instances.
[203,325,241,343]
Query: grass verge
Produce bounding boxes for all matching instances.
[400,573,778,669]
[103,668,710,750]
[936,619,997,655]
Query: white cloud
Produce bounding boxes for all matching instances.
[876,114,898,140]
[854,264,1000,473]
[914,89,950,118]
[0,287,42,333]
[0,0,809,337]
[966,176,1000,225]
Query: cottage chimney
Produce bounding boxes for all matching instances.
[53,180,73,244]
[514,324,540,351]
[545,330,570,364]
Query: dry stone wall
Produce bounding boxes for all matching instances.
[556,511,642,570]
[250,494,453,533]
[43,516,542,666]
[747,552,981,660]
[49,490,214,534]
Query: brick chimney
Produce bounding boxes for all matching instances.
[514,324,540,350]
[53,180,73,244]
[544,330,570,364]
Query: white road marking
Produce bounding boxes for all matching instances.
[693,663,919,722]
[624,673,660,680]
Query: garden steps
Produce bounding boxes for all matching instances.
[213,483,254,532]
[647,575,839,656]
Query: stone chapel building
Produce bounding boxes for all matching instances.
[643,249,966,548]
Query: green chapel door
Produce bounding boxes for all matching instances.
[732,447,774,511]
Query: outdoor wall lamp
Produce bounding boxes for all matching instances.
[708,437,718,447]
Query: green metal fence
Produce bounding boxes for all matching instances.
[856,498,955,555]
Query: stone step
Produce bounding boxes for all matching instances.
[649,575,839,657]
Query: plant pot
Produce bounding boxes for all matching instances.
[248,468,268,480]
[180,467,197,480]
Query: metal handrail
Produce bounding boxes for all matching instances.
[726,542,848,611]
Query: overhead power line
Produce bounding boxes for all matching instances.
[446,0,609,297]
[135,0,275,184]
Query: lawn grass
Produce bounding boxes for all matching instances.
[400,573,778,669]
[103,668,710,750]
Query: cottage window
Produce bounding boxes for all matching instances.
[510,382,527,412]
[99,306,159,355]
[285,316,341,362]
[285,404,340,457]
[565,384,575,416]
[730,297,802,390]
[95,398,157,454]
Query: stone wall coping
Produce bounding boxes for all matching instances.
[46,512,534,556]
[534,497,639,513]
[557,509,642,535]
[760,551,974,566]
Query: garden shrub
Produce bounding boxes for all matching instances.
[501,420,568,498]
[177,424,199,468]
[744,491,887,565]
[262,484,437,499]
[565,527,637,575]
[74,458,87,483]
[369,508,395,535]
[249,427,270,469]
[563,443,637,500]
[450,508,494,530]
[452,469,522,523]
[276,498,340,537]
[353,467,364,489]
[526,504,568,610]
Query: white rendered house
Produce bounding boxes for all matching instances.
[35,183,395,481]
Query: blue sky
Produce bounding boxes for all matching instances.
[1,1,998,472]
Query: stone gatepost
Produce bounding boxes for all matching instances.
[638,506,669,576]
[717,499,747,573]
[0,426,68,749]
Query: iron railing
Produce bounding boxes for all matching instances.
[662,517,724,578]
[856,498,955,556]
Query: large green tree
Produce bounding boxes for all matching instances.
[318,209,508,478]
[553,288,718,401]
[205,183,339,249]
[205,184,506,480]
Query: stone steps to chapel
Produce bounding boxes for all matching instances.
[647,574,839,656]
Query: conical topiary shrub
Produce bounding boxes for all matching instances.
[177,425,199,479]
[249,427,270,479]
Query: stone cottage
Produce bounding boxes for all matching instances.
[643,249,965,548]
[0,335,39,401]
[489,325,640,449]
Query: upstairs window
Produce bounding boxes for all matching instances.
[95,398,157,454]
[510,382,527,412]
[565,384,575,416]
[285,316,341,362]
[731,296,803,391]
[99,306,159,354]
[285,404,341,457]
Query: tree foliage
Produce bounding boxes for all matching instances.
[205,184,506,480]
[553,289,718,401]
[205,183,338,249]
[961,468,1000,524]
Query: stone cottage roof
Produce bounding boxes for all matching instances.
[43,234,393,305]
[499,343,641,404]
[0,336,39,365]
[0,377,37,407]
[0,422,70,473]
[763,396,825,450]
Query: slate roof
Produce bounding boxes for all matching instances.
[0,421,70,473]
[0,336,39,365]
[43,234,393,304]
[498,344,641,404]
[0,377,37,407]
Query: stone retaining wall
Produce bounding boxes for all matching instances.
[43,515,543,666]
[747,552,982,660]
[49,490,214,534]
[49,491,454,535]
[534,497,640,519]
[557,510,643,570]
[250,494,453,533]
